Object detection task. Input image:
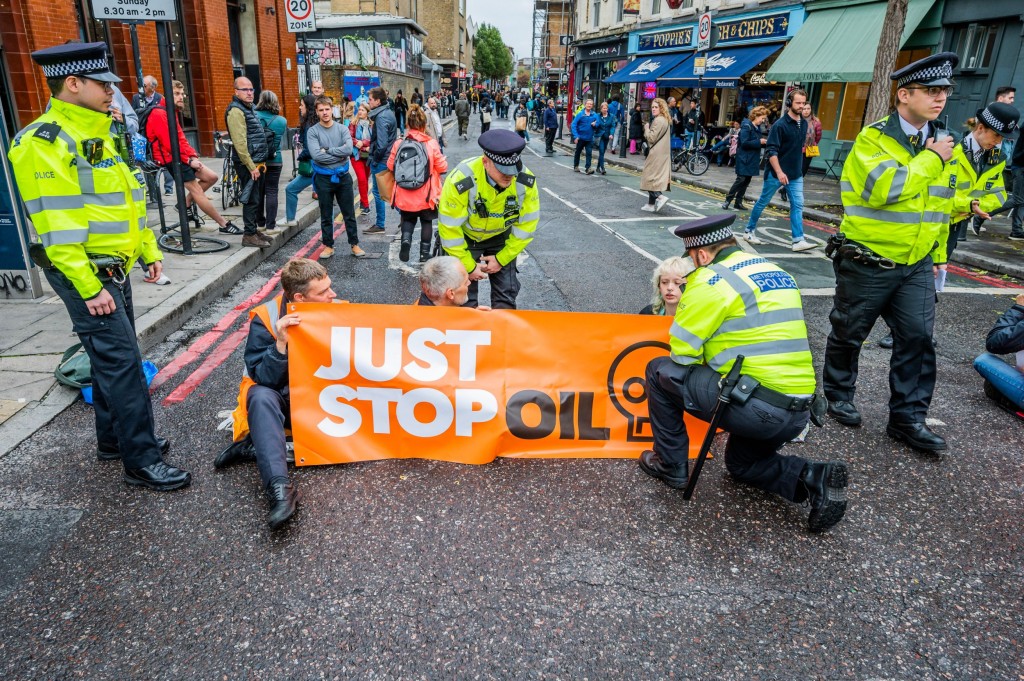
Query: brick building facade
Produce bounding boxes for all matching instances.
[0,0,300,155]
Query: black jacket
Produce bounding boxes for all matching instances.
[629,110,644,139]
[244,299,289,395]
[986,304,1024,354]
[368,104,398,166]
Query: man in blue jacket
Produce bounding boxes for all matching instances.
[543,99,559,155]
[367,86,397,234]
[571,98,599,174]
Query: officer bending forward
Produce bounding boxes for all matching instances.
[641,215,849,533]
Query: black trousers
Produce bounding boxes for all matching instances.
[823,254,937,423]
[725,174,753,204]
[314,172,358,248]
[545,128,556,152]
[399,208,437,247]
[236,162,265,235]
[46,269,162,470]
[256,163,283,230]
[646,358,809,501]
[573,139,593,170]
[247,385,290,489]
[466,230,520,309]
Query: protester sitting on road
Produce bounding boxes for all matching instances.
[388,104,448,263]
[308,95,364,259]
[629,103,644,155]
[145,80,240,235]
[638,256,695,316]
[974,293,1024,418]
[349,103,373,217]
[285,95,317,227]
[254,90,287,237]
[722,106,769,211]
[216,258,338,530]
[640,98,672,213]
[417,256,473,306]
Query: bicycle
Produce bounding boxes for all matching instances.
[671,129,710,176]
[157,203,230,254]
[214,131,242,210]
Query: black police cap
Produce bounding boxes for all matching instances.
[672,214,738,250]
[890,51,958,89]
[31,42,121,83]
[478,129,526,174]
[976,101,1020,140]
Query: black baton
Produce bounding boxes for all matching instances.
[682,355,745,501]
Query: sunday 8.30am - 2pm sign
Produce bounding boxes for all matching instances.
[286,304,712,466]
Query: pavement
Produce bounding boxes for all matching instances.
[0,113,455,455]
[553,135,1024,280]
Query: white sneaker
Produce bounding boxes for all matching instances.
[654,195,669,212]
[285,219,298,227]
[641,204,655,213]
[744,232,766,245]
[792,239,817,252]
[153,273,172,286]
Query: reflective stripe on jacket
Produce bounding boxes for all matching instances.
[669,249,816,396]
[839,114,954,265]
[8,98,157,300]
[437,156,540,272]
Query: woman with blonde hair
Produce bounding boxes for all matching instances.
[349,103,373,216]
[387,104,448,262]
[639,256,696,316]
[640,98,672,212]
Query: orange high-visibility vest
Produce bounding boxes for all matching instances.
[230,295,283,442]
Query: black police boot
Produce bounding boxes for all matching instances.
[827,400,862,427]
[214,437,257,469]
[420,242,432,262]
[123,461,191,491]
[97,437,170,462]
[878,333,893,349]
[886,421,947,452]
[638,450,688,489]
[734,200,747,210]
[799,461,849,533]
[267,477,299,531]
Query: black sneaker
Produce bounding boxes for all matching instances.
[364,226,385,235]
[799,461,848,533]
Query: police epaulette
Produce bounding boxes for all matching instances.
[867,119,886,132]
[516,172,536,188]
[455,175,475,194]
[33,122,62,143]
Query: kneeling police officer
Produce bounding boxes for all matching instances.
[641,215,849,533]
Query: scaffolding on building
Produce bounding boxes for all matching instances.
[531,1,575,94]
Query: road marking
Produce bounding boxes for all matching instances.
[619,186,704,218]
[602,217,687,222]
[387,234,419,275]
[543,187,660,264]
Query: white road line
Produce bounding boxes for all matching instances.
[554,162,575,171]
[619,186,704,218]
[543,187,660,264]
[387,235,419,275]
[603,217,689,222]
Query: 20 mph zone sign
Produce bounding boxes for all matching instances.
[285,0,316,32]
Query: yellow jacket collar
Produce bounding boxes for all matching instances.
[48,97,113,137]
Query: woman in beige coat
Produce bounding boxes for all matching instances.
[640,98,673,213]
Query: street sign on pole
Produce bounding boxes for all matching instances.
[697,13,713,52]
[545,60,553,69]
[284,0,317,32]
[91,0,176,21]
[692,56,706,76]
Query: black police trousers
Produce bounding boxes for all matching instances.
[46,269,163,470]
[823,254,936,423]
[646,357,809,502]
[466,230,521,309]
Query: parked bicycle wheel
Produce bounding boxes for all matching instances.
[671,151,685,173]
[220,156,232,210]
[686,152,709,176]
[158,233,231,254]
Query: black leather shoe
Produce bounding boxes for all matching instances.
[799,461,849,533]
[123,461,191,491]
[214,438,256,469]
[267,477,299,531]
[827,400,862,427]
[878,333,893,349]
[733,202,747,210]
[886,421,947,452]
[638,450,688,489]
[97,437,170,462]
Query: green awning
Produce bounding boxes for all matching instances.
[765,0,937,82]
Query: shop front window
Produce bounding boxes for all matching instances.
[837,82,870,141]
[951,24,998,71]
[616,0,624,23]
[592,0,601,28]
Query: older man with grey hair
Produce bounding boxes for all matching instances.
[417,256,472,307]
[425,97,445,151]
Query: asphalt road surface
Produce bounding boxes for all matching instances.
[2,115,1022,679]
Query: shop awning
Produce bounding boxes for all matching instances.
[604,53,690,83]
[658,44,785,88]
[765,0,937,82]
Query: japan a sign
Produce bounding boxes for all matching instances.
[697,13,713,51]
[284,0,316,33]
[91,0,177,21]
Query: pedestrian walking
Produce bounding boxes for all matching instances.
[722,106,769,211]
[225,76,272,248]
[455,92,470,140]
[514,100,530,141]
[570,98,598,174]
[387,105,448,263]
[742,89,816,252]
[367,86,398,235]
[801,104,822,178]
[425,97,445,153]
[394,90,408,134]
[254,90,287,236]
[629,103,644,154]
[543,99,558,155]
[307,95,364,259]
[640,98,672,212]
[822,53,961,452]
[285,95,317,226]
[349,103,373,216]
[595,101,615,175]
[9,42,190,490]
[641,215,845,534]
[479,98,493,133]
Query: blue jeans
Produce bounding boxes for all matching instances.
[285,173,313,221]
[370,160,388,228]
[974,353,1024,410]
[746,174,805,242]
[597,136,610,170]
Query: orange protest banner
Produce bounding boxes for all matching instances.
[287,304,713,466]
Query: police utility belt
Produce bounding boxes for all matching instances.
[29,243,128,285]
[723,373,827,426]
[824,232,896,270]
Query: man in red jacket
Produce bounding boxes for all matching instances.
[145,80,240,235]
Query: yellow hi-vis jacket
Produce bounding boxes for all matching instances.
[437,156,540,273]
[231,296,282,443]
[950,137,1008,223]
[839,114,955,266]
[670,249,816,396]
[8,98,158,300]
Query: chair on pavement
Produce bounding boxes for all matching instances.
[824,141,852,181]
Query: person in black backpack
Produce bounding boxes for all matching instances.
[225,77,273,248]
